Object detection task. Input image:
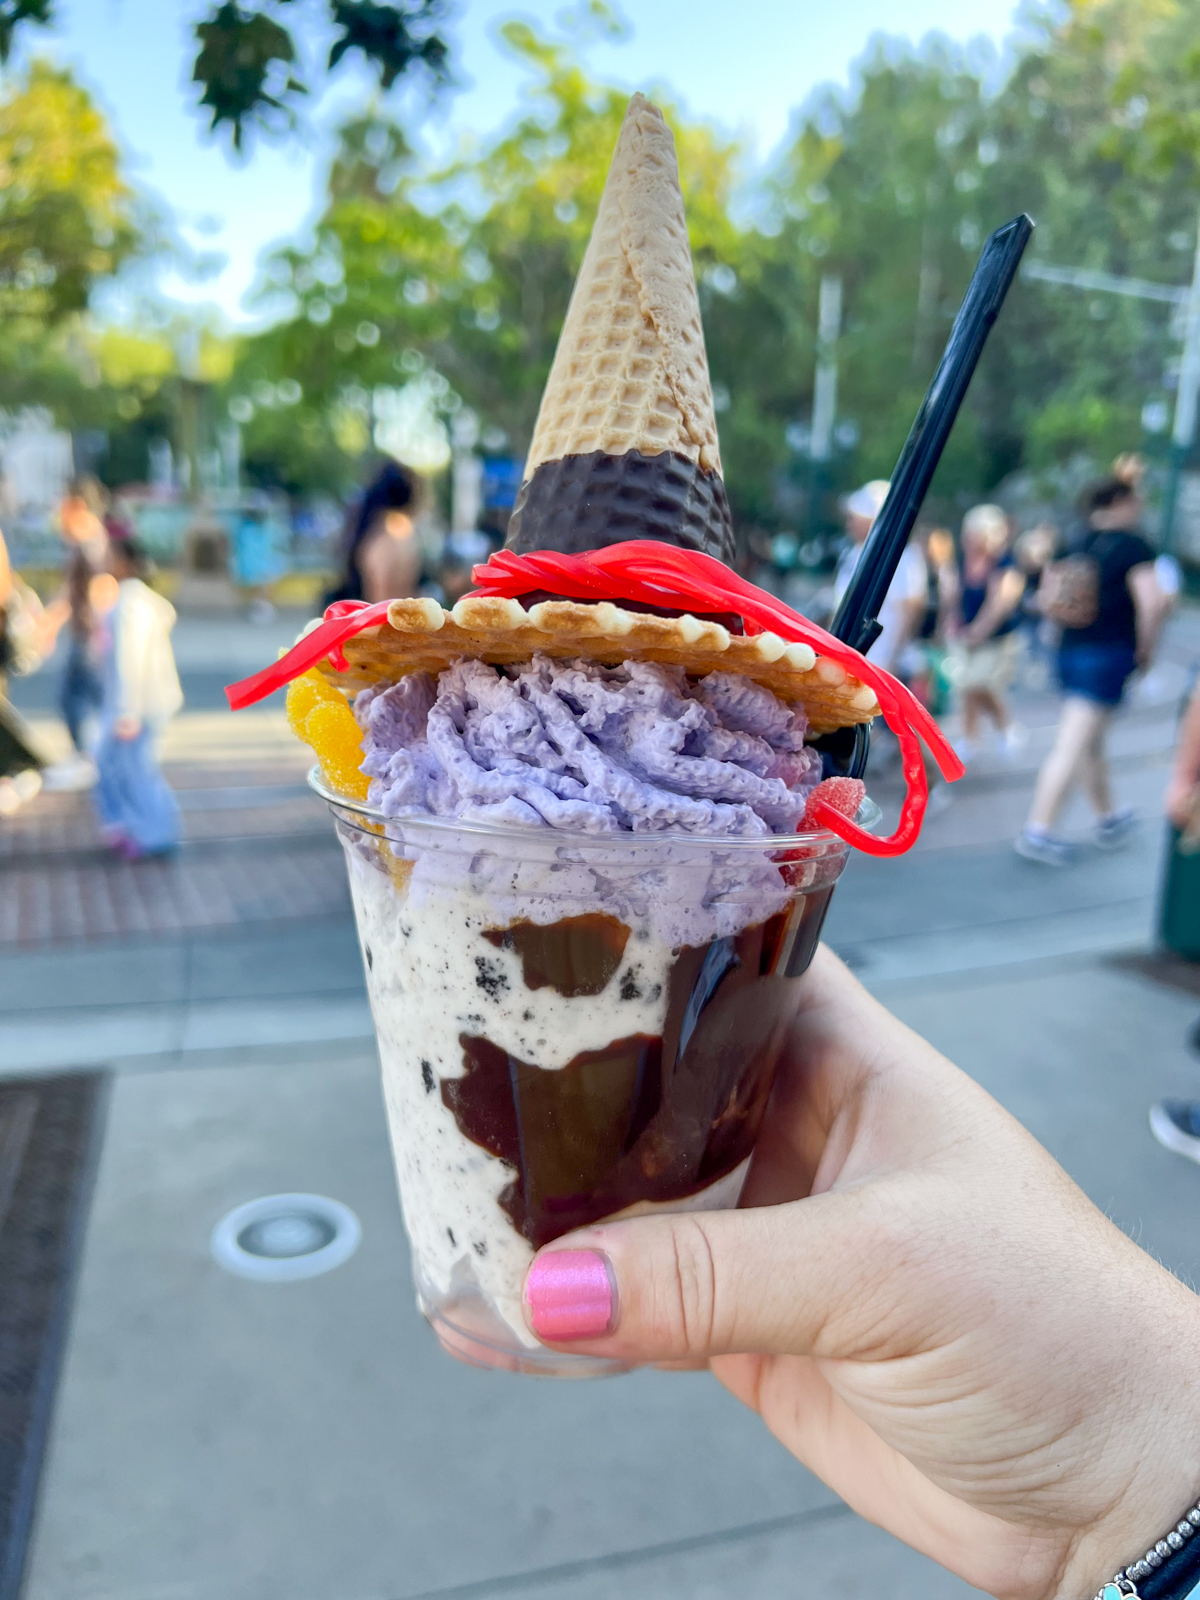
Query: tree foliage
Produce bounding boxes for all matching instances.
[7,0,1194,534]
[230,1,1200,524]
[8,1,452,152]
[0,60,137,328]
[0,62,186,482]
[0,0,50,65]
[229,10,742,494]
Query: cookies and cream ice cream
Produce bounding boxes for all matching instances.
[335,652,840,1353]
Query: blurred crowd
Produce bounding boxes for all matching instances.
[0,476,181,853]
[1,450,1197,904]
[806,455,1186,870]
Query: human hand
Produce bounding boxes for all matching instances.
[112,714,141,741]
[522,948,1200,1600]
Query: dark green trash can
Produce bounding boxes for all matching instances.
[1160,825,1200,961]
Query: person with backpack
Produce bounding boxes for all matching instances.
[1014,476,1171,865]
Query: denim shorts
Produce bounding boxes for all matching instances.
[1057,641,1137,707]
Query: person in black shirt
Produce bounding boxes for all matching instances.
[1015,477,1170,865]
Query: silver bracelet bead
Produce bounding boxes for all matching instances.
[1090,1497,1200,1596]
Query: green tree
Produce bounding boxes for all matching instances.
[231,0,1200,533]
[0,57,154,454]
[228,8,742,495]
[0,62,227,490]
[724,1,1200,520]
[0,60,137,330]
[7,1,452,152]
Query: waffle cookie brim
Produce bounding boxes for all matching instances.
[316,595,879,736]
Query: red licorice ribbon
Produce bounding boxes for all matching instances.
[224,600,392,710]
[224,542,962,857]
[470,542,962,857]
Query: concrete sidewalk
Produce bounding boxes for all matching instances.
[18,952,1200,1600]
[5,604,1200,1600]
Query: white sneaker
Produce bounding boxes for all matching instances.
[42,756,97,792]
[1014,828,1077,866]
[1001,723,1028,757]
[925,782,953,818]
[1092,807,1138,849]
[953,738,978,766]
[1150,1100,1200,1163]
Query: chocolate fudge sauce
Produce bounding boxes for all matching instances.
[442,886,833,1248]
[482,914,630,998]
[505,448,735,566]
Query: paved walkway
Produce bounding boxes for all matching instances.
[3,708,341,946]
[3,605,1199,1600]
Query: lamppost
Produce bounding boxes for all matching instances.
[805,273,842,543]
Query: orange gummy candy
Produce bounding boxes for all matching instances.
[286,670,370,799]
[285,672,329,739]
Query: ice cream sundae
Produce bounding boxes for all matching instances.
[228,94,961,1374]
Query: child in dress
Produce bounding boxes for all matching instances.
[93,539,183,858]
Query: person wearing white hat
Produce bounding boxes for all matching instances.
[832,480,929,676]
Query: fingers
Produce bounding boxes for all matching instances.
[520,948,996,1366]
[522,1183,913,1366]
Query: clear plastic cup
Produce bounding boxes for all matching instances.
[313,770,867,1377]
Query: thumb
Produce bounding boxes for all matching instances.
[521,1187,895,1365]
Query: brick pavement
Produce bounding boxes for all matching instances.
[3,609,1196,950]
[0,713,350,948]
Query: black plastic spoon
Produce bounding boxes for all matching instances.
[817,212,1034,779]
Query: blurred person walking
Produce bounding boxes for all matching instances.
[905,526,956,717]
[946,503,1027,762]
[231,492,286,623]
[1146,676,1200,1153]
[46,477,110,779]
[833,480,928,675]
[1015,476,1171,865]
[93,538,182,860]
[1012,521,1056,688]
[835,482,954,810]
[0,523,46,817]
[1114,447,1184,705]
[325,459,423,606]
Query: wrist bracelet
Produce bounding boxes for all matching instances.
[1091,1495,1200,1600]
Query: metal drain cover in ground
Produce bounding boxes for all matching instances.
[211,1194,360,1282]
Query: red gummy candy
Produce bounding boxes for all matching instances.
[802,777,866,831]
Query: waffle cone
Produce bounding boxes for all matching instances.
[525,94,722,479]
[316,597,879,738]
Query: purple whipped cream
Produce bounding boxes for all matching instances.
[354,655,822,838]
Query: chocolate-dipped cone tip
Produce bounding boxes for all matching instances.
[508,93,733,564]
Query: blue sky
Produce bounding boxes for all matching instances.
[23,0,1024,325]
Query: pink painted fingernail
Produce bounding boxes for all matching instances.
[524,1249,616,1342]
